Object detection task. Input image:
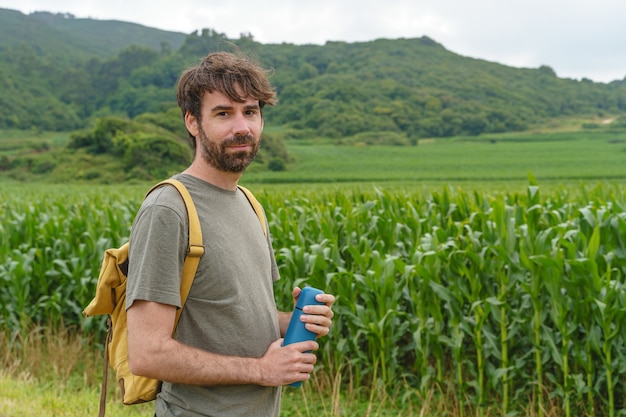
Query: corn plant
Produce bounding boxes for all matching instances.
[3,182,626,416]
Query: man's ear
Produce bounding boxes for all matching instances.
[184,112,199,137]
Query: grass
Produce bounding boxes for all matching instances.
[0,325,151,416]
[0,353,568,417]
[0,375,153,417]
[0,372,417,417]
[0,325,429,417]
[245,131,626,186]
[0,374,154,417]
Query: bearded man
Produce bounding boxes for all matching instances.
[125,51,335,417]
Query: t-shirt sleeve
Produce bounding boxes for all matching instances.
[126,189,188,310]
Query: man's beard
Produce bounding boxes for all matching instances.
[198,128,260,173]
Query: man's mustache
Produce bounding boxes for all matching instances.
[223,134,255,147]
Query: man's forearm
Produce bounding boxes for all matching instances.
[128,300,267,386]
[130,332,316,388]
[130,336,264,386]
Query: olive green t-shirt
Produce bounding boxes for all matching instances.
[126,174,281,417]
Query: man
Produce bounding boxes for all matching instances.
[125,51,335,417]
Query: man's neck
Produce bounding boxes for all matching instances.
[182,161,243,191]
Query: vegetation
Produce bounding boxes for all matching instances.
[0,9,186,58]
[0,326,412,416]
[2,174,626,416]
[2,118,625,185]
[248,127,626,186]
[0,116,295,182]
[1,7,625,138]
[2,124,625,416]
[2,7,626,416]
[2,7,626,183]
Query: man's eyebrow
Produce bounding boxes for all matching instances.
[210,104,260,112]
[244,103,261,111]
[210,105,234,112]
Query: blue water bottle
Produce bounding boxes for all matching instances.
[283,286,325,387]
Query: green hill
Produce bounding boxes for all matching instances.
[0,8,186,59]
[1,7,624,137]
[0,8,187,131]
[261,37,626,139]
[1,7,626,182]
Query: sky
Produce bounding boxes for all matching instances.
[2,0,625,83]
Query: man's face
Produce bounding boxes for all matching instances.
[190,89,264,173]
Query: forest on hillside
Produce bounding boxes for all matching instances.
[2,7,626,142]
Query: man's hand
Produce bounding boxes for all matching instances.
[256,339,319,386]
[291,287,335,338]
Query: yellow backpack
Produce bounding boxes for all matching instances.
[83,179,267,416]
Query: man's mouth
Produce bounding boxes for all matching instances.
[227,143,252,151]
[224,135,255,150]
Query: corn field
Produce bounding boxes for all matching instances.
[2,182,626,416]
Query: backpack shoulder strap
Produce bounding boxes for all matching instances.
[237,185,267,238]
[146,179,204,327]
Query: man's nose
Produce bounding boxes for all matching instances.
[232,113,251,135]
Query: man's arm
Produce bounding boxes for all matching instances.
[127,300,318,387]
